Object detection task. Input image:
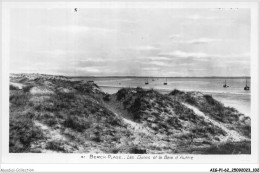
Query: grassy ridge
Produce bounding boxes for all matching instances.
[9,74,251,154]
[10,75,132,153]
[112,87,226,138]
[169,89,251,138]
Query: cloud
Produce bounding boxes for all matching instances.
[158,51,251,76]
[74,57,118,67]
[78,58,106,63]
[168,36,224,45]
[214,52,250,59]
[160,51,208,59]
[187,14,201,20]
[49,25,116,33]
[77,67,101,73]
[129,45,160,57]
[157,51,250,65]
[187,38,222,44]
[148,56,171,61]
[148,61,169,66]
[134,45,159,51]
[169,34,181,39]
[10,8,250,77]
[142,67,160,71]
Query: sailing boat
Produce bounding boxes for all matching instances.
[163,78,167,85]
[223,80,229,88]
[244,79,250,90]
[145,78,149,85]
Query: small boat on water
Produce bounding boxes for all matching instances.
[244,80,250,90]
[223,80,229,88]
[163,78,167,85]
[145,78,149,85]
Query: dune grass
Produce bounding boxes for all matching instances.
[169,89,251,138]
[203,141,251,154]
[9,112,44,153]
[9,74,251,154]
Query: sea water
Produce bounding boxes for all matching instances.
[72,77,251,117]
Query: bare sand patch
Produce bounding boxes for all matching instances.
[10,82,24,89]
[30,86,54,95]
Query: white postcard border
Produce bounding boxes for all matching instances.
[1,1,259,171]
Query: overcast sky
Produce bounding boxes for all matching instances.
[10,8,250,77]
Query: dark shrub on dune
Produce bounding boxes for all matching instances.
[116,88,129,100]
[9,113,44,153]
[103,94,110,101]
[128,146,147,154]
[204,141,251,154]
[170,89,185,96]
[22,85,34,93]
[10,85,19,90]
[36,112,58,127]
[203,94,221,107]
[130,98,142,121]
[10,92,30,107]
[166,117,182,129]
[46,141,66,152]
[136,87,144,92]
[63,115,91,132]
[241,124,251,138]
[56,91,75,100]
[93,83,100,89]
[106,115,122,126]
[185,94,197,105]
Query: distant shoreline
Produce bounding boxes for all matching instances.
[70,76,251,79]
[10,73,251,79]
[98,85,251,96]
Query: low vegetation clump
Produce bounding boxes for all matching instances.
[169,89,185,96]
[203,141,251,154]
[103,94,110,101]
[9,113,44,153]
[10,85,19,90]
[22,84,34,93]
[128,146,147,154]
[45,141,66,152]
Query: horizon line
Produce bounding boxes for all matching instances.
[68,75,251,78]
[10,73,251,78]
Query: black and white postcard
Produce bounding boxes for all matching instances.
[1,1,259,173]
